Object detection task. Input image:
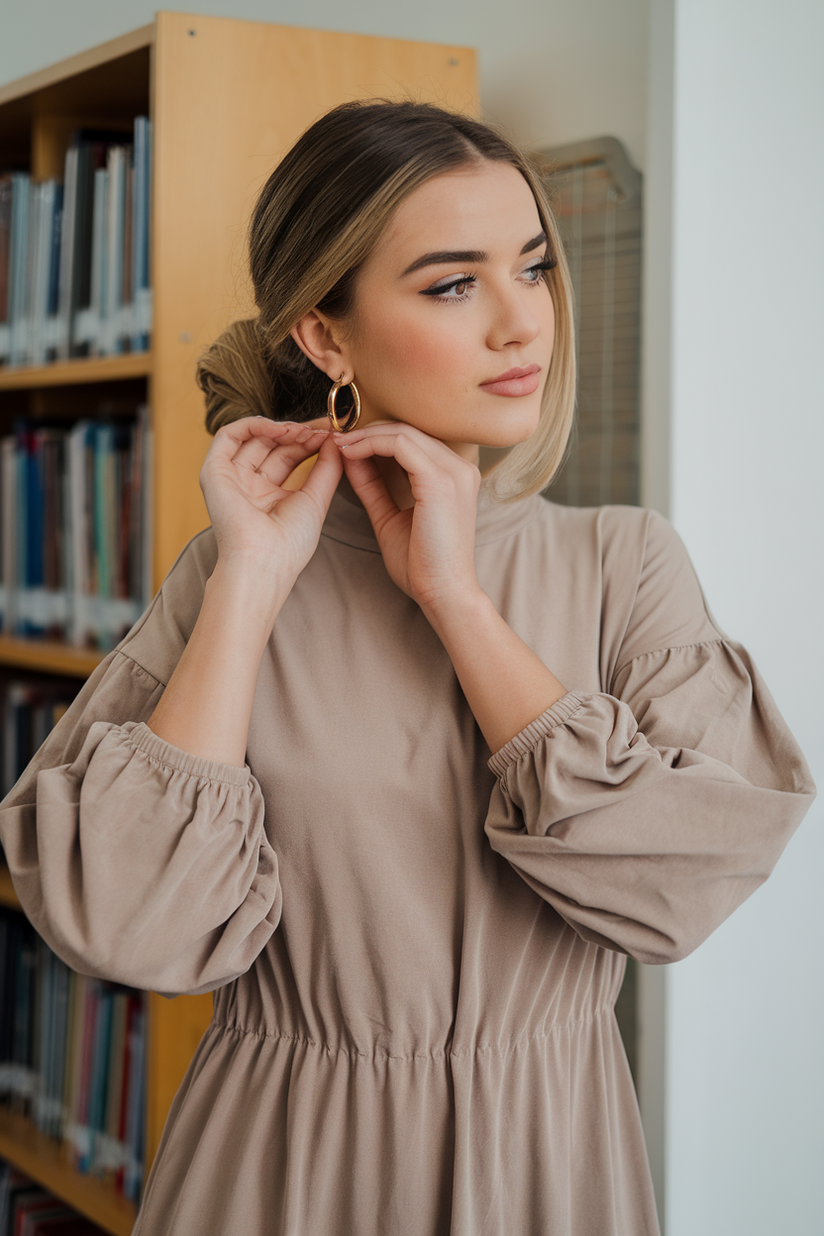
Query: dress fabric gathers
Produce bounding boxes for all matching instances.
[0,483,815,1236]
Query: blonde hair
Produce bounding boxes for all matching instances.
[197,99,575,502]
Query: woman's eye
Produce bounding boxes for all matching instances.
[420,274,477,301]
[522,257,556,284]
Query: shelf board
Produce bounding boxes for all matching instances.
[0,1106,137,1236]
[0,864,21,911]
[0,24,153,108]
[0,636,107,677]
[0,353,150,390]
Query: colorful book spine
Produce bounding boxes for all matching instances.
[0,116,152,369]
[0,406,151,650]
[0,910,147,1205]
[0,1155,113,1233]
[0,173,13,361]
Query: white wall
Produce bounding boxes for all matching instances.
[643,0,824,1231]
[0,0,650,169]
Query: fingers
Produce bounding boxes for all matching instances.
[210,417,333,487]
[340,452,400,532]
[256,431,331,488]
[337,429,449,492]
[296,436,344,512]
[334,420,444,460]
[334,421,478,480]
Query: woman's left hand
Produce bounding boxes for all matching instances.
[334,422,482,616]
[336,421,569,750]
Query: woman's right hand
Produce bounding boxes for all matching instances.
[199,416,343,586]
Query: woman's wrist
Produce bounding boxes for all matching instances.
[422,585,568,754]
[210,552,296,631]
[419,583,492,645]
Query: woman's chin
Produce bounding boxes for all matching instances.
[472,413,542,450]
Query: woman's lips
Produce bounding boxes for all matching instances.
[479,364,541,397]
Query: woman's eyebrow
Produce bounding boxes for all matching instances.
[401,231,547,277]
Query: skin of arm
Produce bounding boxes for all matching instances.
[422,587,567,756]
[146,419,343,768]
[145,560,289,768]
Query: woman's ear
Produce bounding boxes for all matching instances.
[290,311,352,382]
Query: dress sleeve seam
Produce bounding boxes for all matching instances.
[612,637,727,686]
[124,721,253,787]
[112,647,168,690]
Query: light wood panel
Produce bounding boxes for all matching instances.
[150,11,478,586]
[0,864,21,910]
[145,991,213,1171]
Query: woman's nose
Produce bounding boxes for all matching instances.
[486,284,542,351]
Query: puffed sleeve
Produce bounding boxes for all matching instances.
[483,510,816,965]
[0,531,282,997]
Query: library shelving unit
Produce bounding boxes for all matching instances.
[0,14,477,1233]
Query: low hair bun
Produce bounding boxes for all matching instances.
[197,318,275,434]
[197,318,332,434]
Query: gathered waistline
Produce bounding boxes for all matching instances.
[207,1004,616,1064]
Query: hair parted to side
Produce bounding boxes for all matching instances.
[196,98,576,502]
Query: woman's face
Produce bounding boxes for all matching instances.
[330,161,556,462]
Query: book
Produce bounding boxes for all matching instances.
[1,116,152,368]
[0,1160,107,1235]
[1,916,146,1197]
[12,1192,71,1236]
[0,407,150,650]
[0,435,17,632]
[0,174,12,360]
[7,174,30,366]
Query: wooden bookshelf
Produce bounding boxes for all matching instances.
[0,12,478,1231]
[0,353,151,390]
[0,861,21,909]
[0,1107,136,1236]
[0,635,106,677]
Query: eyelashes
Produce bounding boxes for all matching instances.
[420,255,557,303]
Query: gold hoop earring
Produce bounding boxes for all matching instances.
[327,374,361,433]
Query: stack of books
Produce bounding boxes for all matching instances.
[0,405,152,650]
[0,910,146,1206]
[0,678,78,799]
[0,117,152,367]
[0,1157,108,1234]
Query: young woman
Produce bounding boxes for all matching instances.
[0,100,815,1236]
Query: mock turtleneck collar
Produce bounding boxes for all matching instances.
[320,478,545,554]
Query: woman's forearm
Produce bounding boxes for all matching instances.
[146,558,290,768]
[422,588,568,755]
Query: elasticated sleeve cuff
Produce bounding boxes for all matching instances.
[488,692,588,780]
[126,720,253,787]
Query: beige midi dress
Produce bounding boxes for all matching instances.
[0,482,815,1235]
